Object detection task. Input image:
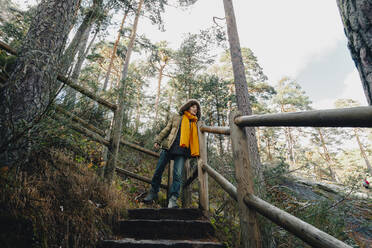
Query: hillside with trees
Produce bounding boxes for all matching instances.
[0,0,371,247]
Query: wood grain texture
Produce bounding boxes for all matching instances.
[235,106,372,127]
[229,111,262,248]
[197,121,209,212]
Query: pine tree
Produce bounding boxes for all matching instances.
[0,0,81,167]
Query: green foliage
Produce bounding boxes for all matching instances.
[274,77,312,111]
[263,164,361,247]
[0,4,35,48]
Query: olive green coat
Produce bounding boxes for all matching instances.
[154,99,202,150]
[154,114,182,150]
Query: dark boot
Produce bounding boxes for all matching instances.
[143,189,158,203]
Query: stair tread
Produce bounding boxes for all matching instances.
[99,238,225,247]
[116,218,215,240]
[127,208,205,220]
[103,238,222,245]
[119,219,210,223]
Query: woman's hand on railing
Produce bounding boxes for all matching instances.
[153,143,160,150]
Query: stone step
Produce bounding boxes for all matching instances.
[127,208,205,220]
[116,219,215,240]
[99,238,225,248]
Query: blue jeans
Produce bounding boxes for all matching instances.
[150,149,186,199]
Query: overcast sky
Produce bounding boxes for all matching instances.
[14,0,368,109]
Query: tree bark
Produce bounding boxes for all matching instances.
[354,128,372,175]
[286,127,297,168]
[280,105,296,168]
[0,0,80,166]
[336,0,372,105]
[256,127,261,153]
[223,0,263,184]
[317,128,338,182]
[154,64,165,123]
[229,112,262,248]
[215,97,224,156]
[99,11,128,170]
[197,121,209,213]
[265,138,273,162]
[104,0,144,182]
[102,10,129,91]
[223,0,270,246]
[63,23,93,106]
[61,0,103,74]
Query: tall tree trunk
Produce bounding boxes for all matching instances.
[280,105,296,168]
[105,0,144,182]
[216,98,224,156]
[354,128,372,175]
[317,128,338,182]
[223,0,270,247]
[99,11,126,172]
[0,0,80,166]
[154,64,165,123]
[266,138,273,162]
[63,23,93,106]
[336,0,372,105]
[61,0,102,74]
[256,127,261,153]
[287,127,297,167]
[165,89,174,122]
[135,91,141,133]
[102,10,129,92]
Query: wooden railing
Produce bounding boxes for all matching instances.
[192,108,372,248]
[2,40,368,248]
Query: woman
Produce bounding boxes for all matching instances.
[143,99,201,208]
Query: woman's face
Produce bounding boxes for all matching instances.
[188,104,198,116]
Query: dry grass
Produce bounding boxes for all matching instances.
[0,148,127,248]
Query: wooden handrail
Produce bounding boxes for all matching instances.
[200,125,230,135]
[53,113,111,146]
[234,106,372,128]
[57,75,117,111]
[243,194,352,248]
[202,163,237,201]
[52,114,164,188]
[115,167,167,189]
[54,111,160,158]
[0,40,17,55]
[120,139,160,158]
[54,105,106,136]
[203,163,351,248]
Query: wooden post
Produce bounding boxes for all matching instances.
[167,160,174,205]
[229,111,262,248]
[197,121,209,213]
[182,159,192,208]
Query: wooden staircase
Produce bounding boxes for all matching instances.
[99,208,225,248]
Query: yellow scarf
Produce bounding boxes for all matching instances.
[179,111,199,157]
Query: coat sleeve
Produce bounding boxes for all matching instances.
[154,115,174,144]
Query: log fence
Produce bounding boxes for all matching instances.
[3,40,367,247]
